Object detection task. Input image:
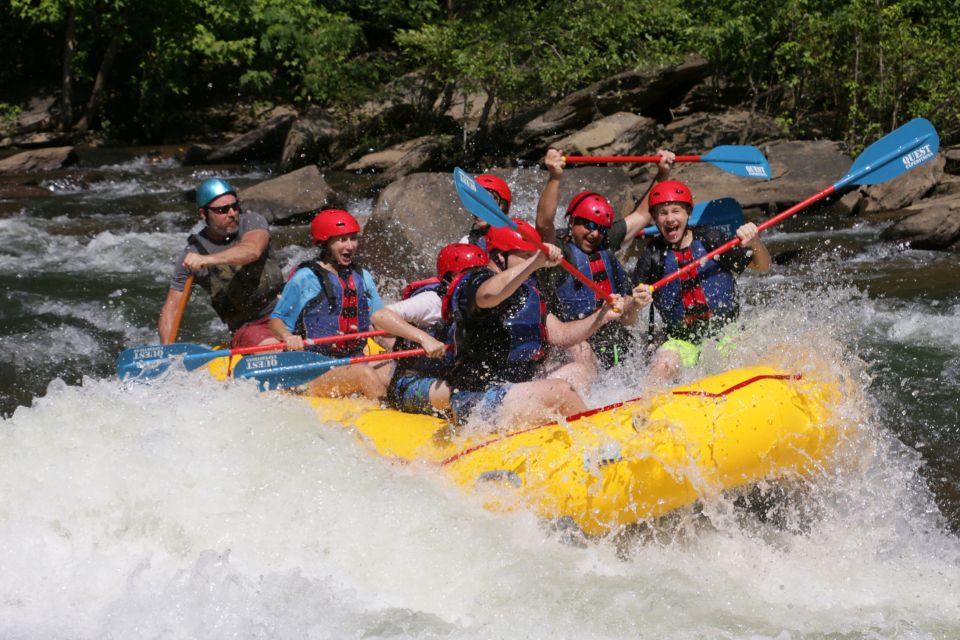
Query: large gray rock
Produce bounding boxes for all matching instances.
[239,165,334,223]
[205,112,296,164]
[0,146,78,174]
[361,166,637,284]
[361,172,464,283]
[550,112,661,158]
[515,55,710,149]
[879,194,960,251]
[345,135,448,187]
[662,110,784,151]
[857,153,944,214]
[279,108,339,173]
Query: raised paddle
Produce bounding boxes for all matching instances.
[454,167,617,307]
[563,146,772,180]
[642,197,745,240]
[117,329,390,380]
[649,118,940,291]
[233,347,437,390]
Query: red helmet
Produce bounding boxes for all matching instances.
[649,180,694,208]
[310,209,361,243]
[436,243,489,279]
[475,174,512,211]
[485,219,540,253]
[565,191,614,227]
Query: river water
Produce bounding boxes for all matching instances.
[1,149,959,638]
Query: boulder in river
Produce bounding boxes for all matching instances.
[879,194,960,251]
[204,111,296,164]
[0,146,78,174]
[239,165,334,224]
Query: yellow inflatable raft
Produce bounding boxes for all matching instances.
[217,361,840,537]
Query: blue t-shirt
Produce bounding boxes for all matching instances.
[271,266,383,331]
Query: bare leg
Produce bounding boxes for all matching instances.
[495,378,587,427]
[307,363,388,400]
[543,341,598,392]
[428,380,452,411]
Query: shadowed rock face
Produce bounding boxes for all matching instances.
[0,146,78,174]
[880,196,960,251]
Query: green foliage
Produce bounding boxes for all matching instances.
[2,0,958,146]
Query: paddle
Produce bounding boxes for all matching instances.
[233,347,434,390]
[164,275,194,343]
[117,329,390,380]
[563,146,771,180]
[454,167,617,307]
[642,197,745,239]
[649,118,940,291]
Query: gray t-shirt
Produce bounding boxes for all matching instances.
[170,212,272,291]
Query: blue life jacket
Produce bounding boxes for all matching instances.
[554,240,628,321]
[653,235,739,338]
[294,261,370,356]
[442,269,547,388]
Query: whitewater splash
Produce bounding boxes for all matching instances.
[2,283,960,638]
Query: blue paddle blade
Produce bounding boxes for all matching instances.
[116,343,211,380]
[841,118,940,187]
[454,167,516,229]
[233,351,346,391]
[642,197,745,238]
[702,146,771,179]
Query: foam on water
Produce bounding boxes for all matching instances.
[0,216,184,277]
[2,283,960,638]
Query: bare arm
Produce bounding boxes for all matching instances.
[737,223,772,273]
[475,245,562,309]
[545,295,624,347]
[371,307,446,357]
[181,228,269,272]
[620,149,677,244]
[268,317,304,351]
[535,148,565,242]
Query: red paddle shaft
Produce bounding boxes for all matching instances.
[227,330,390,357]
[564,155,702,164]
[651,185,836,290]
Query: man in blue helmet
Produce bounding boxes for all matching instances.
[157,177,284,347]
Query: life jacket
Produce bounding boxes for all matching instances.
[187,234,284,331]
[647,230,740,340]
[553,235,628,320]
[292,261,370,356]
[442,269,548,389]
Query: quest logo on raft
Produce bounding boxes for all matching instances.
[245,355,279,369]
[902,144,934,169]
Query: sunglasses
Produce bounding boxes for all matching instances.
[573,217,608,234]
[206,201,241,215]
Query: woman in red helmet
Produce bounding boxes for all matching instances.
[459,173,512,251]
[371,243,490,416]
[633,180,771,381]
[268,209,389,399]
[442,220,629,429]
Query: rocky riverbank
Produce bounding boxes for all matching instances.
[2,56,959,285]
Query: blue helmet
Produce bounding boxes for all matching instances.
[196,178,236,208]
